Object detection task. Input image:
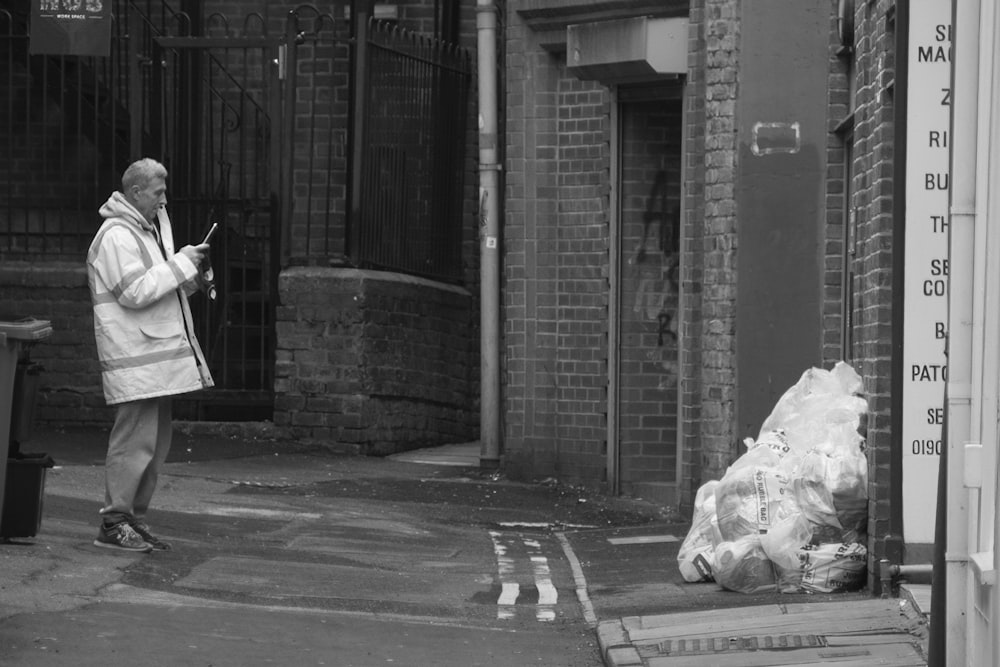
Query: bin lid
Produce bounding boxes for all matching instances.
[0,317,53,341]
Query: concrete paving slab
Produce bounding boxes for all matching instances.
[601,599,928,666]
[389,442,481,466]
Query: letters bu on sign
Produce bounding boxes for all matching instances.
[30,0,112,57]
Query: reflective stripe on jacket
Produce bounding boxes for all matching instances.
[87,193,214,405]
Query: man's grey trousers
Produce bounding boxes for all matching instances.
[101,396,172,524]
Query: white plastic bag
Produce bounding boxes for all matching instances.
[676,362,869,594]
[759,362,868,458]
[714,461,795,543]
[713,535,776,594]
[677,481,720,582]
[798,542,867,593]
[760,512,814,592]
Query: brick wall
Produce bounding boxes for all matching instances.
[503,0,736,498]
[275,267,478,454]
[503,1,862,514]
[553,74,613,482]
[0,262,479,454]
[678,0,707,509]
[825,8,851,368]
[694,0,740,490]
[503,8,612,485]
[850,0,900,587]
[0,262,110,424]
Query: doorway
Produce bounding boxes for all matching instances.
[613,83,684,502]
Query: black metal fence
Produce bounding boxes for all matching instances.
[0,1,139,258]
[351,20,472,283]
[0,2,473,281]
[0,0,240,258]
[0,0,474,415]
[282,13,473,283]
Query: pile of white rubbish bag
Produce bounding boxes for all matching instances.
[677,361,869,594]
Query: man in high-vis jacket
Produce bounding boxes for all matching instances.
[87,158,214,552]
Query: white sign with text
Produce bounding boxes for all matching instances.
[902,1,950,544]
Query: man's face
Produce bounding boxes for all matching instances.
[130,176,167,223]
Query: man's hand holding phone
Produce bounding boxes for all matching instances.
[179,222,217,267]
[179,243,210,266]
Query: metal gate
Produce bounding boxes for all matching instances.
[151,35,282,421]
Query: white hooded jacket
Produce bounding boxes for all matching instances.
[87,192,214,405]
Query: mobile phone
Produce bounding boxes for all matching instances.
[202,222,218,244]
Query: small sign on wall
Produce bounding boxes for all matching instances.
[30,0,112,57]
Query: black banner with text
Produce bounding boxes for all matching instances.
[30,0,111,57]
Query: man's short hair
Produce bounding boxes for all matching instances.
[121,158,168,192]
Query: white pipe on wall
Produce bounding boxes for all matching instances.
[946,0,981,663]
[977,3,1000,663]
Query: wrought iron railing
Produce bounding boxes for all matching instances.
[0,2,473,285]
[279,13,472,284]
[351,19,472,284]
[0,0,192,259]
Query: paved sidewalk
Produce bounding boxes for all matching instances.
[596,597,928,666]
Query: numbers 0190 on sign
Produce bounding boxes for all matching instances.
[912,439,942,456]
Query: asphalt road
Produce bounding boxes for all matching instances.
[0,428,672,666]
[0,427,876,666]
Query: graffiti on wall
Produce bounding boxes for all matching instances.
[627,170,680,390]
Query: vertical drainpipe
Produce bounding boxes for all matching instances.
[607,95,620,496]
[940,0,979,663]
[477,0,501,468]
[889,0,909,579]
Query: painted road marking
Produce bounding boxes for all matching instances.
[490,532,518,620]
[489,531,559,622]
[607,534,679,545]
[530,555,557,622]
[498,582,520,605]
[555,531,597,626]
[497,582,519,620]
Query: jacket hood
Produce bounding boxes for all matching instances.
[99,192,155,232]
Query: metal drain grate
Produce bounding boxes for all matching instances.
[658,634,826,656]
